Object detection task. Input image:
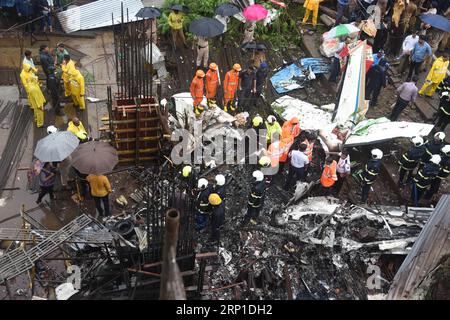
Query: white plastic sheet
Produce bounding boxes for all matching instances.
[344,120,434,147]
[271,96,335,131]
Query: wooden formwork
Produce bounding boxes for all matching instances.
[103,96,162,165]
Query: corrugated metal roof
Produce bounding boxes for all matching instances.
[57,0,144,33]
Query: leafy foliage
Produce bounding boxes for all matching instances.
[158,0,303,51]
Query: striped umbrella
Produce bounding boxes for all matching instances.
[323,24,360,40]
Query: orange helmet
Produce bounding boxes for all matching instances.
[209,63,218,71]
[291,117,299,124]
[232,63,242,71]
[196,69,205,77]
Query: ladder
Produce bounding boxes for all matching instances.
[0,227,113,244]
[0,214,93,282]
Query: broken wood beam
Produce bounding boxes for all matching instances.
[284,265,293,300]
[127,268,204,278]
[195,252,218,259]
[207,281,246,293]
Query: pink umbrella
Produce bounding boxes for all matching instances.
[243,4,268,21]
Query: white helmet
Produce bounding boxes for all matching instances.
[47,125,58,134]
[252,170,264,182]
[215,174,226,186]
[197,178,208,189]
[371,148,383,160]
[441,145,450,156]
[411,136,424,147]
[434,132,445,142]
[267,115,276,124]
[430,154,441,165]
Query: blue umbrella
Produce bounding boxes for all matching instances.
[419,14,450,32]
[215,3,241,17]
[189,17,224,38]
[170,4,189,13]
[135,7,161,19]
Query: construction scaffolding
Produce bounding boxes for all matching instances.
[100,5,163,165]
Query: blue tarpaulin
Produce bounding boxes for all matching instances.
[270,58,330,94]
[300,58,330,74]
[0,0,16,8]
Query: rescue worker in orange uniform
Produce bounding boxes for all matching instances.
[223,63,241,113]
[190,69,205,116]
[205,63,219,107]
[281,117,301,139]
[320,158,338,196]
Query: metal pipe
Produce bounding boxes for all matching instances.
[159,209,186,300]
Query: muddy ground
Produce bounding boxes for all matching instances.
[0,1,448,299]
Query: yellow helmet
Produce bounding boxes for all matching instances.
[209,63,218,71]
[258,156,271,167]
[252,115,263,127]
[182,165,192,178]
[208,193,222,206]
[233,63,241,71]
[196,69,206,77]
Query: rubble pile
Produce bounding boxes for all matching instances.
[202,196,425,300]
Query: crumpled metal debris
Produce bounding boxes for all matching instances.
[219,247,232,266]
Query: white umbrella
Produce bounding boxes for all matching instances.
[34,131,79,162]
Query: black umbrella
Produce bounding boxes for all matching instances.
[170,4,189,13]
[419,13,450,32]
[215,3,241,16]
[71,141,118,175]
[189,17,225,38]
[241,42,267,50]
[135,7,162,19]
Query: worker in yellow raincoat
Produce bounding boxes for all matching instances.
[61,54,76,97]
[419,54,449,97]
[69,69,86,110]
[302,0,323,29]
[20,64,46,128]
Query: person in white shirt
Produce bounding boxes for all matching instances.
[284,143,309,190]
[334,149,351,195]
[398,31,419,75]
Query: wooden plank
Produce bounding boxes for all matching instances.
[118,157,158,163]
[116,148,159,155]
[110,127,161,133]
[106,136,160,143]
[107,117,159,124]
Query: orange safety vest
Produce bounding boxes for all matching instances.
[223,70,239,100]
[281,118,301,140]
[268,136,294,167]
[190,76,204,106]
[205,69,219,99]
[320,160,338,187]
